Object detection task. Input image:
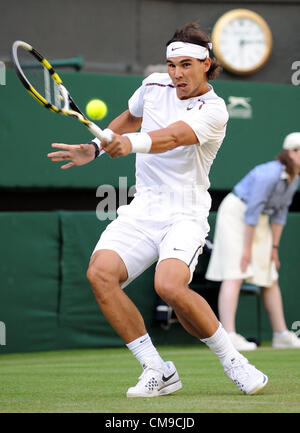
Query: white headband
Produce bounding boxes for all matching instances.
[166,41,212,60]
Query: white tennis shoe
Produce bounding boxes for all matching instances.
[272,331,300,348]
[224,356,268,395]
[127,361,182,398]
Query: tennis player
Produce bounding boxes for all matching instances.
[48,23,268,397]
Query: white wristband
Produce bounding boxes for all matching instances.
[123,132,152,153]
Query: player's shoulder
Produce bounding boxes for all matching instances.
[203,87,227,108]
[199,87,229,124]
[142,72,173,88]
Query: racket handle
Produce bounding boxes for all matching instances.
[88,123,113,143]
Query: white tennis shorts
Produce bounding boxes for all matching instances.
[92,211,209,289]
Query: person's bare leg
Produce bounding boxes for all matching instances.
[218,279,243,333]
[88,250,181,398]
[155,259,244,369]
[261,281,287,333]
[87,249,146,343]
[174,295,218,339]
[264,281,300,349]
[155,259,219,339]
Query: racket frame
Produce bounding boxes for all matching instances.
[11,40,109,142]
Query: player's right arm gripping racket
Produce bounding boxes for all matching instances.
[11,40,112,143]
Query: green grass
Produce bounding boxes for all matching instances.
[0,345,299,413]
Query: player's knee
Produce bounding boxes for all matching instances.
[155,279,182,305]
[86,262,115,298]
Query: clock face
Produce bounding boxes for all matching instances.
[212,9,272,75]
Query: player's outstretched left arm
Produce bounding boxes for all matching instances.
[48,111,197,164]
[47,143,96,169]
[48,109,142,167]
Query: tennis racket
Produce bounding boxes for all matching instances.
[11,40,112,142]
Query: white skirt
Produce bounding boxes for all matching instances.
[205,193,278,287]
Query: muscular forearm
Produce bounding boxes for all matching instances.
[148,121,198,153]
[100,118,198,158]
[108,110,142,135]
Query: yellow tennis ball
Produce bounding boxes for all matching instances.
[86,99,107,120]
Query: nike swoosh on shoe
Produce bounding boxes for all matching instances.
[162,371,176,382]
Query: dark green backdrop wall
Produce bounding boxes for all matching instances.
[1,68,300,189]
[0,211,299,354]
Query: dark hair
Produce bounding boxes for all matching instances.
[276,149,297,182]
[166,22,221,80]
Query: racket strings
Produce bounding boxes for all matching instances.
[17,47,62,109]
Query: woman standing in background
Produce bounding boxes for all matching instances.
[206,132,300,351]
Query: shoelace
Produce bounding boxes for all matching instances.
[138,366,160,381]
[232,362,249,379]
[226,359,255,388]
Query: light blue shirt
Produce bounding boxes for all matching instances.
[233,160,299,226]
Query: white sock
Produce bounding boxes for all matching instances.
[126,333,164,369]
[274,330,288,338]
[200,323,242,367]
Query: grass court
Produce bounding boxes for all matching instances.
[1,344,299,413]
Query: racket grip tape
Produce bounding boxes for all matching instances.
[88,123,113,143]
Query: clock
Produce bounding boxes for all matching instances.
[211,9,273,75]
